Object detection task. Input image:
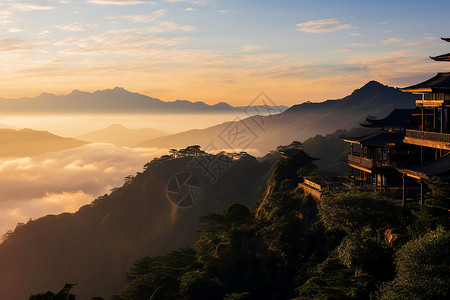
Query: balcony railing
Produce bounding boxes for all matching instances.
[405,130,450,146]
[303,178,321,191]
[348,154,373,169]
[348,155,396,169]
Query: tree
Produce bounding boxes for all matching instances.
[319,191,401,234]
[29,283,77,300]
[416,177,450,230]
[379,227,450,300]
[179,270,224,300]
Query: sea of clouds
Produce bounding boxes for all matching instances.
[0,143,169,237]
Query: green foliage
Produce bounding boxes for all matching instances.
[179,270,224,300]
[117,248,198,300]
[257,149,317,219]
[29,283,77,300]
[223,292,251,300]
[379,227,450,300]
[337,231,395,281]
[414,177,450,230]
[294,258,376,300]
[320,190,401,234]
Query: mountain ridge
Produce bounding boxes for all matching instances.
[0,128,89,157]
[139,81,416,153]
[0,87,288,114]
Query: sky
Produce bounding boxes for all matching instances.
[1,0,450,106]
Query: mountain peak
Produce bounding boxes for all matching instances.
[69,89,88,96]
[112,87,127,92]
[361,80,385,89]
[349,80,389,98]
[107,124,128,130]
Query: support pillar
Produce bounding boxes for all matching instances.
[447,106,450,131]
[402,174,406,211]
[419,180,423,206]
[433,107,437,130]
[421,146,423,164]
[421,105,425,130]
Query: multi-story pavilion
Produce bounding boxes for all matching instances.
[344,38,450,209]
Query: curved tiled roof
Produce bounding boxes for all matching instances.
[362,108,419,128]
[401,72,450,93]
[343,131,405,147]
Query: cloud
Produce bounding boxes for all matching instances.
[10,3,54,11]
[8,27,24,33]
[87,0,149,5]
[56,23,98,32]
[105,9,166,22]
[351,43,367,46]
[405,36,436,46]
[296,18,355,33]
[0,39,34,52]
[0,143,169,236]
[383,37,404,44]
[241,44,263,53]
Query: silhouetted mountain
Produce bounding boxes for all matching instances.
[0,87,288,114]
[0,151,274,299]
[77,124,167,147]
[302,127,376,175]
[140,81,416,153]
[0,128,88,157]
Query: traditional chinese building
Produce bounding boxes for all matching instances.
[343,109,421,196]
[343,38,450,208]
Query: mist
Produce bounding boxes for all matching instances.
[0,112,256,137]
[0,144,169,237]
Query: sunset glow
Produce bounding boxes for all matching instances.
[1,0,450,105]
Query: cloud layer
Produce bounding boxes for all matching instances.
[0,144,168,237]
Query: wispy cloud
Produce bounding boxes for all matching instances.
[87,0,151,5]
[8,27,25,33]
[241,44,263,53]
[296,18,355,33]
[56,23,98,32]
[0,39,34,52]
[405,36,436,46]
[383,37,404,44]
[10,3,54,11]
[105,9,166,23]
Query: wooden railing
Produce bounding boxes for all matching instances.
[405,130,450,144]
[348,154,396,168]
[348,154,374,169]
[303,178,321,191]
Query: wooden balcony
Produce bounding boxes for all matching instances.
[404,130,450,150]
[415,100,446,107]
[347,154,396,172]
[348,154,373,170]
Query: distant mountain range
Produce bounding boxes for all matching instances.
[0,87,288,114]
[139,81,417,153]
[77,124,167,148]
[0,129,88,157]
